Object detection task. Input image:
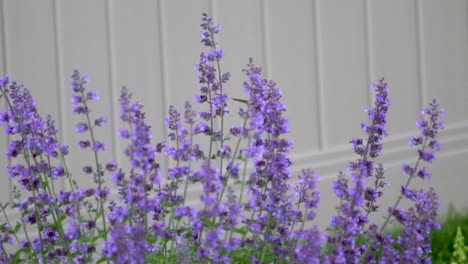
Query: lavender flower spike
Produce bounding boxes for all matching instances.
[329,78,390,263]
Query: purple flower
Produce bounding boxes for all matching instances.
[75,122,88,133]
[295,169,320,220]
[417,167,431,179]
[78,140,90,149]
[86,91,100,101]
[82,166,93,174]
[52,166,66,178]
[395,188,439,263]
[92,141,106,152]
[32,238,42,252]
[0,74,10,88]
[105,160,118,172]
[200,13,222,48]
[294,228,324,263]
[184,101,196,125]
[110,169,124,185]
[166,105,181,131]
[94,117,107,126]
[402,163,415,177]
[418,149,436,162]
[43,228,59,244]
[21,240,31,249]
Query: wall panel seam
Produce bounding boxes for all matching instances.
[105,0,118,164]
[0,0,12,202]
[52,0,66,190]
[156,0,170,173]
[260,0,271,79]
[363,0,374,107]
[415,0,427,109]
[312,0,325,151]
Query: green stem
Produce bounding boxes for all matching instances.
[1,243,9,263]
[31,188,46,263]
[260,211,273,262]
[237,135,252,207]
[0,205,20,244]
[218,117,248,205]
[32,156,72,260]
[206,82,214,166]
[80,91,108,240]
[55,134,91,228]
[212,36,226,177]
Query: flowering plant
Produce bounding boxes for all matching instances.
[0,14,444,263]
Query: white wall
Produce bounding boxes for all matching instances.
[0,0,467,227]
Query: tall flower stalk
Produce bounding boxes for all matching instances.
[328,78,390,263]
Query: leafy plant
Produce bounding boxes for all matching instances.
[452,226,467,263]
[429,206,468,263]
[0,13,445,263]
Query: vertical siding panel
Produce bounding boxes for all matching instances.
[0,0,11,203]
[5,1,59,119]
[420,0,468,123]
[111,0,166,171]
[317,0,368,148]
[268,0,321,154]
[59,1,114,187]
[369,0,421,135]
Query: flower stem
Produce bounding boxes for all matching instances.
[80,91,108,240]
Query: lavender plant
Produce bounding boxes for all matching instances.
[0,13,444,264]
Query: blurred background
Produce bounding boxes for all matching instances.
[0,0,467,227]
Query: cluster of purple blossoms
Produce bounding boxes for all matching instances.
[0,73,105,263]
[103,86,161,261]
[195,13,230,150]
[0,13,445,264]
[240,58,299,259]
[329,78,391,263]
[0,76,69,263]
[71,70,108,182]
[364,99,444,263]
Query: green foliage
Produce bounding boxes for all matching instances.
[431,205,468,263]
[452,226,467,264]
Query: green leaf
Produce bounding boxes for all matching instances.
[12,248,30,263]
[145,253,163,264]
[199,216,217,229]
[229,248,250,263]
[11,222,22,234]
[234,226,248,236]
[96,257,109,264]
[146,233,157,244]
